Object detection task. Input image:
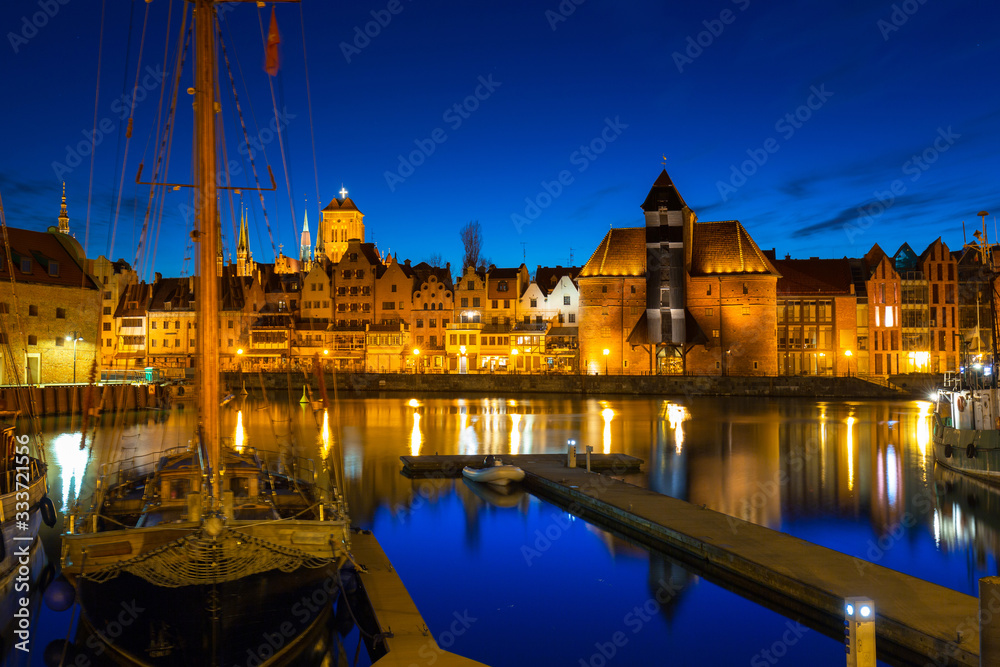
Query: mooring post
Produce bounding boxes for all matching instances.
[567,439,576,468]
[586,445,593,472]
[844,597,876,667]
[981,577,1000,664]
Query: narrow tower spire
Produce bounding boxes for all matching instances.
[57,182,70,234]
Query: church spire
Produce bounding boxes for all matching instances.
[236,206,253,277]
[299,210,312,265]
[58,182,70,234]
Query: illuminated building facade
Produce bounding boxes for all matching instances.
[317,189,364,264]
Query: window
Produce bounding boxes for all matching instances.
[504,300,510,308]
[350,253,358,261]
[523,316,530,324]
[430,319,437,328]
[564,296,571,305]
[705,308,713,316]
[416,319,424,328]
[712,329,720,338]
[20,259,31,273]
[175,340,180,348]
[56,307,66,319]
[602,285,608,293]
[383,302,395,310]
[469,335,476,345]
[424,303,429,310]
[103,291,112,300]
[535,316,543,324]
[0,302,7,313]
[105,338,111,347]
[498,281,508,292]
[391,284,397,293]
[55,337,64,347]
[27,335,37,345]
[492,300,499,309]
[473,297,481,307]
[743,283,748,295]
[28,305,37,316]
[631,286,636,294]
[151,339,158,348]
[530,299,537,308]
[467,280,474,290]
[753,361,759,370]
[103,322,111,331]
[742,307,750,316]
[151,322,157,330]
[228,320,234,328]
[568,314,576,323]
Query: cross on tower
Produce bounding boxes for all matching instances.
[339,185,348,199]
[661,154,667,167]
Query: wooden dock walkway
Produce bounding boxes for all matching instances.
[400,453,643,477]
[401,455,979,666]
[351,531,487,666]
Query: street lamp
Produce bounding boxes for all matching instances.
[413,348,420,374]
[602,348,610,375]
[67,331,83,383]
[845,349,853,377]
[511,348,518,373]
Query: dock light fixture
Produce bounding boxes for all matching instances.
[844,596,876,667]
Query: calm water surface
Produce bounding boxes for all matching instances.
[17,393,991,666]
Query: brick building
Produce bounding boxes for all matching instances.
[0,226,100,384]
[771,257,856,375]
[578,228,648,375]
[684,221,779,376]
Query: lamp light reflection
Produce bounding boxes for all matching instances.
[510,413,521,456]
[666,403,688,454]
[601,407,614,454]
[846,415,855,492]
[321,409,331,460]
[53,432,88,507]
[410,411,422,456]
[234,410,245,453]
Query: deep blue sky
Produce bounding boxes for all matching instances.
[1,0,997,279]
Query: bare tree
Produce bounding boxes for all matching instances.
[425,252,444,267]
[460,220,482,271]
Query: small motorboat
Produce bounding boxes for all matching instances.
[462,455,525,486]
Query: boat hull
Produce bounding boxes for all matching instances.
[73,564,338,666]
[462,465,525,486]
[932,421,1000,484]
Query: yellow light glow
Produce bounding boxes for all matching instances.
[602,407,614,454]
[666,403,688,453]
[237,348,244,355]
[234,410,245,453]
[323,349,329,355]
[510,413,521,456]
[52,432,88,508]
[845,350,853,357]
[846,415,855,492]
[884,306,894,328]
[321,409,331,459]
[916,401,931,457]
[511,348,519,356]
[413,348,420,355]
[410,412,422,456]
[408,398,420,408]
[602,348,610,356]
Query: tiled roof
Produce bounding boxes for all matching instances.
[114,283,153,318]
[640,169,688,212]
[773,258,853,295]
[535,266,580,295]
[488,267,521,279]
[149,278,194,311]
[322,197,362,215]
[0,227,98,289]
[579,228,646,278]
[688,221,779,277]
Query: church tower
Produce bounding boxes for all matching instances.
[299,210,312,269]
[317,186,364,264]
[57,182,70,235]
[236,206,254,277]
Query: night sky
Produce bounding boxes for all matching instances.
[1,0,997,279]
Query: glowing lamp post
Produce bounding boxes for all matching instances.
[511,348,518,373]
[603,348,610,375]
[67,331,83,383]
[412,348,420,374]
[844,597,876,666]
[845,349,853,377]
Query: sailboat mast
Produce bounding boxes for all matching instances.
[194,0,221,505]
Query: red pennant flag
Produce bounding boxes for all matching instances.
[265,6,280,76]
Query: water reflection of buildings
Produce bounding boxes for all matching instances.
[933,467,1000,569]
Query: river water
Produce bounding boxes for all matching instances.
[19,392,989,666]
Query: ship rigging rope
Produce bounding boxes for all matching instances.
[218,15,280,260]
[79,527,335,587]
[82,0,109,271]
[299,4,322,213]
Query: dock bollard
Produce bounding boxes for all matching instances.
[586,445,593,472]
[981,577,1000,663]
[567,442,576,468]
[844,597,875,667]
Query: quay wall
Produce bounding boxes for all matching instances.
[229,371,918,399]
